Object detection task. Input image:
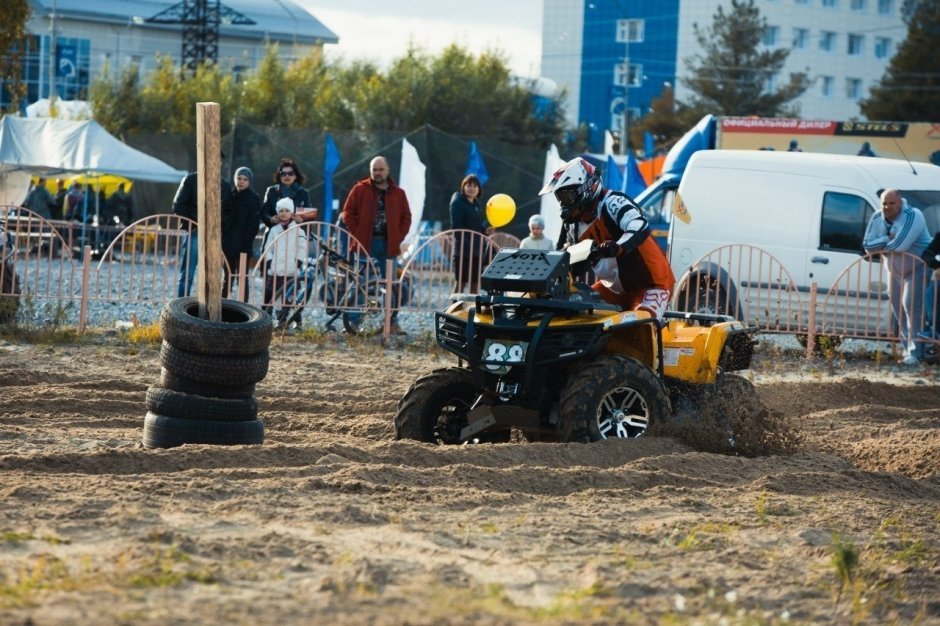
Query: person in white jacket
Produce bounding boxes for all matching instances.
[261,197,309,326]
[863,189,932,364]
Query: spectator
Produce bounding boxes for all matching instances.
[222,167,262,301]
[261,158,316,226]
[539,157,675,320]
[52,180,67,220]
[341,155,412,335]
[108,183,134,225]
[787,139,802,152]
[23,178,54,219]
[857,141,876,157]
[519,214,554,251]
[863,188,932,365]
[171,167,233,297]
[916,233,940,364]
[65,183,85,221]
[449,173,493,293]
[260,197,308,329]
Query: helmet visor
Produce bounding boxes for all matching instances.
[554,187,579,207]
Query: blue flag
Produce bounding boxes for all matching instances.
[603,155,623,192]
[644,131,655,158]
[623,153,647,198]
[323,133,341,225]
[465,141,489,187]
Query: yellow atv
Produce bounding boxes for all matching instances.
[394,241,758,445]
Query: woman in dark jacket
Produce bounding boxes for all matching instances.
[261,158,316,226]
[449,174,492,292]
[223,166,263,300]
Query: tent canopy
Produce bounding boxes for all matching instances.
[0,116,186,183]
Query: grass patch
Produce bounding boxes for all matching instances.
[0,543,217,608]
[671,522,738,552]
[126,322,161,344]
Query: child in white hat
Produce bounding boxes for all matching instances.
[519,214,554,251]
[260,197,309,329]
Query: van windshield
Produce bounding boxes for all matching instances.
[899,190,940,233]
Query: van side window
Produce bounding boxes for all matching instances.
[820,192,874,253]
[638,188,673,226]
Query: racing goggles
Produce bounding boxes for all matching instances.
[554,187,579,207]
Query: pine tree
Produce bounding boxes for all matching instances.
[681,0,808,116]
[860,0,940,121]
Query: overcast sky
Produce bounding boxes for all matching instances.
[295,0,544,77]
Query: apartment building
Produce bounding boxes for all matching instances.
[542,0,905,149]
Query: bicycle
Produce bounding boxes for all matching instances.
[267,238,400,336]
[0,222,21,324]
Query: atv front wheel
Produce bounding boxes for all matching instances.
[559,356,668,442]
[394,368,509,444]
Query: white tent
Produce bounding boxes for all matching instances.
[0,116,186,183]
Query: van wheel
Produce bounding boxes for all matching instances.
[681,276,732,317]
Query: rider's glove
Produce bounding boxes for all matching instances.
[598,240,619,258]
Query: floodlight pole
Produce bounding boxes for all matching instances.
[48,0,57,106]
[621,41,629,156]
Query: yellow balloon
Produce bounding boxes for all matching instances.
[485,193,516,228]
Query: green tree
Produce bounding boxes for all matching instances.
[238,45,290,127]
[88,43,567,147]
[860,0,940,121]
[681,0,808,116]
[630,83,707,154]
[0,0,31,114]
[90,61,144,136]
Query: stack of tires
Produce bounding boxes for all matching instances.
[143,297,273,449]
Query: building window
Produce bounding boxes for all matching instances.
[614,63,643,87]
[766,74,777,92]
[820,31,836,52]
[616,19,644,43]
[821,75,834,96]
[878,0,893,14]
[874,37,891,58]
[792,28,808,49]
[795,0,808,4]
[0,34,90,110]
[846,78,862,99]
[851,0,866,9]
[763,26,779,46]
[822,0,837,6]
[848,34,864,55]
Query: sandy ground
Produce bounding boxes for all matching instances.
[0,334,938,626]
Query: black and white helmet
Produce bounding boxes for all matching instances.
[539,157,601,222]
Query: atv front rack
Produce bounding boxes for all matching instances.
[449,293,621,315]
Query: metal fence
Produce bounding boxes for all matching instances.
[2,207,937,357]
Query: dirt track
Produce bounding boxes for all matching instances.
[0,337,938,625]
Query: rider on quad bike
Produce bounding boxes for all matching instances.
[540,157,675,320]
[394,158,759,448]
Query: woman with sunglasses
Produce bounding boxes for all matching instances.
[262,158,317,226]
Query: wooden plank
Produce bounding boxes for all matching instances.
[196,102,222,322]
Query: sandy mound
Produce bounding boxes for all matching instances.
[0,338,937,625]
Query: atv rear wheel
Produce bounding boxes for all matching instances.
[559,356,668,442]
[395,368,508,444]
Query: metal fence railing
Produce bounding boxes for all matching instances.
[1,208,938,357]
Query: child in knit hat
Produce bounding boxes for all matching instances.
[519,214,554,251]
[260,197,309,329]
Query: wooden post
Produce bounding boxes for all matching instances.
[196,102,222,321]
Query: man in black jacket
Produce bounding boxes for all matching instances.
[172,167,232,297]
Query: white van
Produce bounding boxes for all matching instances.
[668,150,940,335]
